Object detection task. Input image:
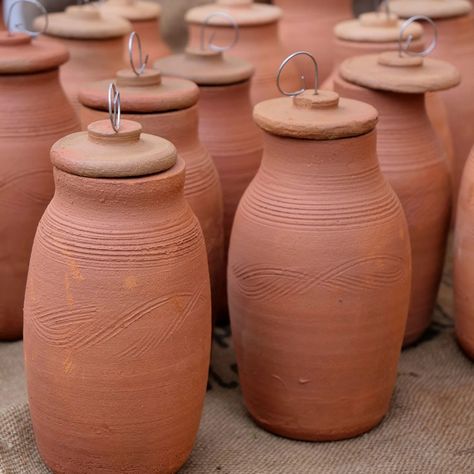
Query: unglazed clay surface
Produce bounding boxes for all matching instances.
[335,76,451,345]
[24,157,211,473]
[228,129,411,440]
[80,104,225,318]
[198,80,263,279]
[454,146,474,359]
[0,69,79,340]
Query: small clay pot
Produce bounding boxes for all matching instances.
[79,69,225,319]
[454,145,474,359]
[98,0,170,63]
[156,48,263,320]
[275,0,353,82]
[185,0,300,105]
[390,0,474,202]
[34,5,131,112]
[337,51,460,345]
[24,119,211,474]
[0,31,80,340]
[228,89,411,441]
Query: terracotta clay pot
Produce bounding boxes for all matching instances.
[24,119,211,474]
[337,51,460,345]
[34,5,131,112]
[274,0,353,82]
[0,32,79,340]
[156,48,263,319]
[79,69,225,319]
[390,0,474,201]
[454,145,474,359]
[228,89,411,441]
[185,0,300,105]
[98,0,170,63]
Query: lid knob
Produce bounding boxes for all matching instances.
[65,4,102,20]
[217,0,253,7]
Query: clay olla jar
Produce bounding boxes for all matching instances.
[275,0,353,82]
[156,47,263,308]
[228,88,412,440]
[0,31,79,340]
[390,0,474,199]
[337,51,460,345]
[185,0,299,105]
[24,119,211,474]
[98,0,170,63]
[79,69,225,318]
[454,146,474,359]
[34,5,131,111]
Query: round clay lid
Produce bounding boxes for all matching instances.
[79,69,199,113]
[51,119,177,178]
[186,0,281,26]
[154,48,254,86]
[34,5,131,40]
[389,0,472,19]
[99,0,161,21]
[0,31,69,74]
[335,13,423,42]
[253,89,378,140]
[339,52,461,94]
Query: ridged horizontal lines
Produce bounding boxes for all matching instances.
[183,152,221,198]
[238,165,402,229]
[35,206,202,268]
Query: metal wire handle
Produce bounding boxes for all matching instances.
[108,83,121,133]
[277,51,319,97]
[399,15,438,57]
[6,0,48,38]
[200,12,239,52]
[128,32,149,77]
[373,0,390,17]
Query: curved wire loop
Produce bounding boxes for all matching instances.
[128,32,149,77]
[277,51,319,97]
[399,15,438,57]
[108,82,121,133]
[6,0,48,38]
[200,12,239,52]
[373,0,390,17]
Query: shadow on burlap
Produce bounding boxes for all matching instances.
[1,260,473,473]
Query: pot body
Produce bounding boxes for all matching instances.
[275,0,353,83]
[228,130,411,441]
[80,104,225,318]
[57,37,127,112]
[188,22,299,105]
[335,76,451,345]
[433,14,474,200]
[24,161,211,474]
[124,19,170,64]
[198,81,263,280]
[0,69,79,340]
[454,146,474,359]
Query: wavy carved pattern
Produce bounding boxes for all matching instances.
[232,255,406,300]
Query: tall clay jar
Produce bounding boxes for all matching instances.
[79,69,225,318]
[186,0,299,105]
[98,0,170,63]
[228,85,412,440]
[156,47,263,318]
[34,5,131,111]
[337,51,460,345]
[390,0,474,200]
[24,119,212,473]
[454,146,474,359]
[0,31,79,340]
[274,0,353,82]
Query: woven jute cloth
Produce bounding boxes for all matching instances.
[1,257,473,473]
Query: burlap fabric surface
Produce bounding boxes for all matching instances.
[1,255,473,473]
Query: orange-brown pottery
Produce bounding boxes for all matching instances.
[0,32,80,340]
[23,120,211,473]
[228,90,411,440]
[454,145,474,359]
